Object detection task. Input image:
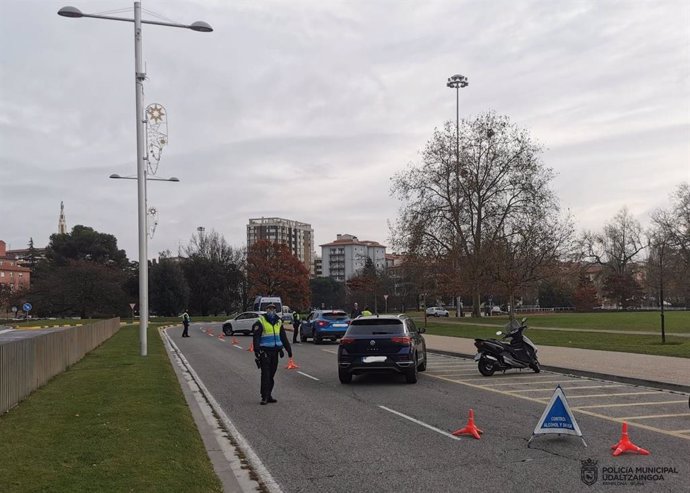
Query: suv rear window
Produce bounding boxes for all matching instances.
[321,312,348,320]
[346,319,405,335]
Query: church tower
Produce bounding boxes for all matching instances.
[58,201,67,234]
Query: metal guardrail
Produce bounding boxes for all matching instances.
[0,318,121,414]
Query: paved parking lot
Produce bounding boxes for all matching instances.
[425,353,690,441]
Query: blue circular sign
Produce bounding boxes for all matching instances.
[23,302,33,312]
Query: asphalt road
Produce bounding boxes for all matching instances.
[174,323,690,493]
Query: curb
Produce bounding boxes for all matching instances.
[160,325,283,493]
[427,349,690,395]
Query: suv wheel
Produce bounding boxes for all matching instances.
[405,355,418,384]
[300,332,307,343]
[313,335,321,344]
[338,368,352,384]
[223,325,233,336]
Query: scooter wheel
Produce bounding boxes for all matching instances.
[530,361,541,373]
[478,357,496,376]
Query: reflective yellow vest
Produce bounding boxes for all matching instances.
[258,316,284,349]
[361,310,372,316]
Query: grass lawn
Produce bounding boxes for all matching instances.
[421,322,690,358]
[0,323,222,493]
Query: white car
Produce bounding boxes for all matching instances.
[426,306,449,317]
[222,311,264,336]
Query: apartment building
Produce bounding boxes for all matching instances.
[320,234,386,281]
[247,217,314,274]
[0,240,31,290]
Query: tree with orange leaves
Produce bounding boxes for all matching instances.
[247,240,310,309]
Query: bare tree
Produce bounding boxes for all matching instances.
[391,111,570,317]
[649,183,690,307]
[581,207,646,307]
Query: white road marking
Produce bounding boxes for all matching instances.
[562,391,662,399]
[574,400,688,410]
[297,371,319,381]
[507,385,626,393]
[621,413,690,420]
[233,345,243,349]
[378,405,461,441]
[321,349,338,354]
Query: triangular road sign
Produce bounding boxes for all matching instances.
[528,385,587,447]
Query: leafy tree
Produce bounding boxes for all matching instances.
[247,239,310,310]
[29,261,127,318]
[310,277,346,310]
[346,258,395,313]
[46,225,128,267]
[538,277,574,308]
[602,272,643,309]
[150,253,190,316]
[25,226,130,318]
[391,111,570,316]
[572,273,599,312]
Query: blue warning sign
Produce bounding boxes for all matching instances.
[539,395,575,430]
[529,385,586,447]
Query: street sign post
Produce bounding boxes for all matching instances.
[22,302,32,320]
[129,303,136,324]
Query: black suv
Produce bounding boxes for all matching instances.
[337,314,427,384]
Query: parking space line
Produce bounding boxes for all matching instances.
[562,391,663,399]
[297,371,319,381]
[321,349,338,354]
[507,385,626,393]
[479,379,567,386]
[621,413,690,420]
[378,405,461,441]
[574,400,688,410]
[674,429,690,434]
[233,345,243,349]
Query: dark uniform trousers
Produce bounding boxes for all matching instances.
[259,349,280,400]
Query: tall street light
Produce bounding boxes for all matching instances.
[446,74,468,319]
[59,3,212,356]
[446,74,468,168]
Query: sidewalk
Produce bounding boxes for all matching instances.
[423,333,690,393]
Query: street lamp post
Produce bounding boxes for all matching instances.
[446,74,468,318]
[446,74,468,168]
[59,3,212,356]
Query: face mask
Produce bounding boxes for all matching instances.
[266,311,278,323]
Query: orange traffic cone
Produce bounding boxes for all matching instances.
[218,334,225,340]
[232,336,239,345]
[452,409,483,439]
[247,342,254,352]
[285,357,299,369]
[207,329,214,337]
[611,422,650,456]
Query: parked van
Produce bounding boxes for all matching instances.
[253,296,283,313]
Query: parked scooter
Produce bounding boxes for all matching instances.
[473,317,540,376]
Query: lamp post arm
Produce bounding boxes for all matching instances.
[71,13,200,30]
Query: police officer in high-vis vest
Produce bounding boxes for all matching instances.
[252,304,293,405]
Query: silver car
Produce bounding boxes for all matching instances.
[425,306,449,317]
[222,311,265,336]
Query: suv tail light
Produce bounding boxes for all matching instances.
[340,337,355,345]
[317,321,328,327]
[391,336,412,345]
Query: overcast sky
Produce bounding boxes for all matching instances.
[1,0,688,260]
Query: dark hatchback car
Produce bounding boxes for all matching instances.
[300,310,351,343]
[337,314,427,384]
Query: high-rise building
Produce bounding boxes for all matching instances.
[320,234,386,281]
[246,217,314,273]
